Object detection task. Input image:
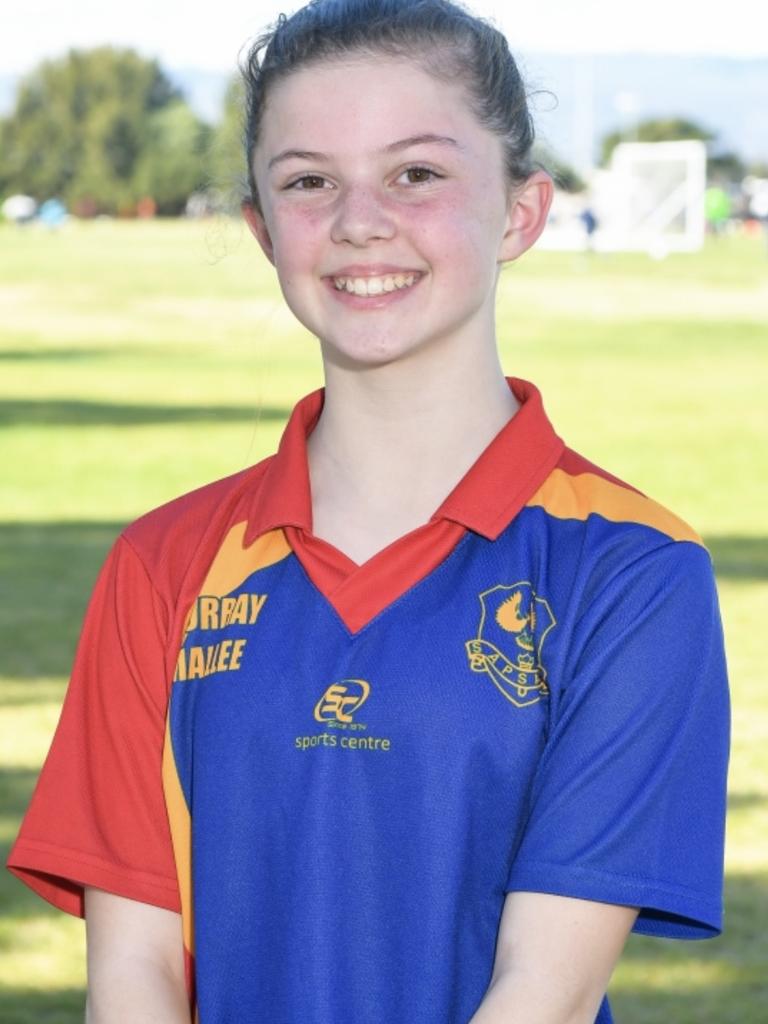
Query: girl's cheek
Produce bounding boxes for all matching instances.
[269,206,327,264]
[406,193,483,248]
[272,197,331,230]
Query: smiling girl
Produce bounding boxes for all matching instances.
[7,2,730,1022]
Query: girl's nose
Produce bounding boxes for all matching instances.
[330,186,397,246]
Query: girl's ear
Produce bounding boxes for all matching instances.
[241,200,276,265]
[498,170,554,265]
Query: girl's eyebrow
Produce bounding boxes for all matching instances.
[267,133,462,171]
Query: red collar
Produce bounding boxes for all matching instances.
[245,377,563,546]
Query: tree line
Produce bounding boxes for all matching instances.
[0,47,762,217]
[0,48,244,216]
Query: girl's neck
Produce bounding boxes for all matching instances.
[305,337,519,561]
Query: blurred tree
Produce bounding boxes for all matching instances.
[600,117,715,165]
[707,151,747,183]
[746,160,768,178]
[0,47,206,215]
[134,101,211,214]
[532,143,587,194]
[206,74,248,214]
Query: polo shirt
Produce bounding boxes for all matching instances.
[7,377,730,1024]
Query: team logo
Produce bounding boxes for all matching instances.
[465,583,556,708]
[314,678,371,723]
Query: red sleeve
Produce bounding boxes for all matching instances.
[6,535,181,918]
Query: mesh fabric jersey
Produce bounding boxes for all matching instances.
[7,378,730,1024]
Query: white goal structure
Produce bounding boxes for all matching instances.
[539,139,708,256]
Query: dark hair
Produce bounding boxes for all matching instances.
[239,0,543,214]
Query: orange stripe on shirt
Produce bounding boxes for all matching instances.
[161,717,202,1018]
[161,716,194,960]
[199,522,292,597]
[527,468,704,545]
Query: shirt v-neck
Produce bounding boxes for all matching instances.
[243,377,564,634]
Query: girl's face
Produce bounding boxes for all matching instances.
[246,56,550,369]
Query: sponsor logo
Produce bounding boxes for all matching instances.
[314,678,370,723]
[296,679,392,752]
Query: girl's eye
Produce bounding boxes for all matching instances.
[285,175,329,191]
[401,166,441,185]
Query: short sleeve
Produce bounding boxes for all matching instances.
[6,535,181,918]
[505,539,730,939]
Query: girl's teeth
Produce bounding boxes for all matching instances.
[333,273,419,296]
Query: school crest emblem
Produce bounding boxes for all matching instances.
[465,583,556,708]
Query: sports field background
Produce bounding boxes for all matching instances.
[0,219,766,1022]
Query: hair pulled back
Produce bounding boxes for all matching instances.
[239,0,540,214]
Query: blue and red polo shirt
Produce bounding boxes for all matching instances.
[7,377,730,1024]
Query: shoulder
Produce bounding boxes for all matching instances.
[528,446,705,550]
[525,446,718,626]
[118,457,274,600]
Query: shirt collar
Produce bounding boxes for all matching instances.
[245,376,564,545]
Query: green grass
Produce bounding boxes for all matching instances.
[1,218,766,1022]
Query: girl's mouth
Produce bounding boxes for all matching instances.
[331,272,422,296]
[325,272,425,308]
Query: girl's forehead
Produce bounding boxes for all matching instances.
[258,57,479,151]
[265,56,469,121]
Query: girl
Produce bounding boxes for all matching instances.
[7,1,730,1022]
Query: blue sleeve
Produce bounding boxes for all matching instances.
[505,539,731,939]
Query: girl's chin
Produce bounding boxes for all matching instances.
[318,335,431,370]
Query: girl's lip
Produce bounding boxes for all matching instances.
[326,265,424,278]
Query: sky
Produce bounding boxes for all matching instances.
[3,0,767,75]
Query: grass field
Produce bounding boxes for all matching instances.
[0,218,766,1022]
